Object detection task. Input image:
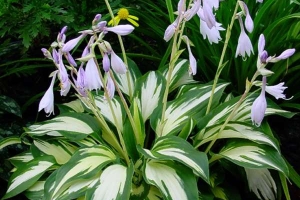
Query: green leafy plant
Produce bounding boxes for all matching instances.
[1,0,300,199]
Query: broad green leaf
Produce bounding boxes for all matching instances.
[212,140,289,175]
[44,145,116,199]
[27,113,100,140]
[9,152,34,168]
[61,99,84,113]
[3,156,55,199]
[144,160,198,200]
[150,136,209,183]
[135,71,166,122]
[162,59,196,92]
[0,136,21,149]
[0,95,22,117]
[94,93,125,132]
[33,140,75,165]
[151,82,228,136]
[86,163,134,200]
[24,181,45,200]
[195,122,280,151]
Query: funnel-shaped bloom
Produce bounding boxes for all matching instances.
[265,82,288,100]
[111,50,127,74]
[76,65,87,97]
[38,71,58,116]
[251,76,267,127]
[182,35,197,75]
[85,58,102,91]
[202,1,216,29]
[106,74,115,99]
[58,53,71,96]
[235,16,253,58]
[102,53,110,72]
[239,1,254,33]
[200,18,224,44]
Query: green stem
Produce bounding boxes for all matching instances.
[205,1,240,115]
[104,0,133,98]
[204,71,260,153]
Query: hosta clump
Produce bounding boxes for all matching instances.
[1,0,298,200]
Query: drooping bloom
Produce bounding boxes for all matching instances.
[102,53,110,72]
[58,53,71,96]
[76,65,87,97]
[202,0,216,29]
[251,76,267,127]
[245,168,277,200]
[239,1,254,33]
[84,58,102,91]
[108,8,139,27]
[106,74,115,99]
[105,25,135,36]
[66,52,77,67]
[110,50,127,74]
[38,71,58,116]
[163,20,177,42]
[235,16,253,58]
[182,35,197,75]
[199,19,224,44]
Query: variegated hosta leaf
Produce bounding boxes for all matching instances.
[113,58,141,97]
[34,140,76,165]
[24,181,45,200]
[151,82,228,136]
[162,59,196,92]
[61,99,84,113]
[195,122,280,151]
[0,136,21,150]
[138,136,209,183]
[94,93,125,132]
[9,152,34,168]
[86,163,133,200]
[134,71,166,122]
[3,156,55,199]
[196,93,294,134]
[44,145,116,199]
[146,186,163,200]
[144,160,198,200]
[26,113,100,140]
[245,168,277,200]
[212,140,289,176]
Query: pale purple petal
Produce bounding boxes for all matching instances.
[110,51,127,74]
[58,53,71,96]
[184,0,201,21]
[251,76,267,127]
[240,1,253,33]
[103,53,110,72]
[41,48,52,60]
[258,34,265,56]
[85,58,102,91]
[177,0,186,14]
[106,74,115,99]
[66,52,77,67]
[267,49,296,63]
[164,23,176,42]
[106,25,134,36]
[76,66,87,96]
[62,34,86,52]
[265,82,288,100]
[200,19,224,44]
[183,36,197,75]
[38,71,58,116]
[235,30,254,58]
[203,1,216,29]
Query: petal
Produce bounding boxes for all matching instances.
[110,51,127,74]
[164,23,176,42]
[85,58,102,91]
[251,92,267,127]
[127,18,139,27]
[258,34,265,56]
[62,34,86,52]
[38,71,58,116]
[106,25,134,35]
[102,53,110,72]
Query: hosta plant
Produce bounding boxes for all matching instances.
[1,0,299,199]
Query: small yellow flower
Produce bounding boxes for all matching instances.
[108,8,139,27]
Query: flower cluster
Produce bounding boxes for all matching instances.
[39,14,134,116]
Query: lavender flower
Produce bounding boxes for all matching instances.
[235,16,253,58]
[111,50,127,74]
[76,65,87,97]
[58,53,71,96]
[199,19,224,44]
[84,58,102,91]
[105,25,134,36]
[102,53,110,72]
[38,71,58,116]
[182,35,197,75]
[265,82,288,100]
[239,1,254,33]
[62,34,86,53]
[202,0,216,29]
[66,52,77,67]
[106,74,115,99]
[251,76,267,127]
